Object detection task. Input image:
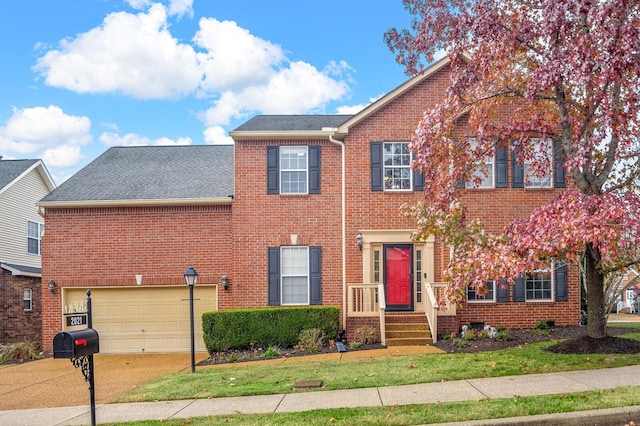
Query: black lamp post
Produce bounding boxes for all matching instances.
[184,266,198,373]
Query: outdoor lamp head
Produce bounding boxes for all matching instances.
[184,266,198,286]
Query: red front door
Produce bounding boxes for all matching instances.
[384,245,413,311]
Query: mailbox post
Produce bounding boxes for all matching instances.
[53,289,98,426]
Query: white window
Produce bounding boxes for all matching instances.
[467,281,496,302]
[281,246,309,304]
[27,220,44,255]
[524,138,552,188]
[525,269,552,301]
[383,142,412,190]
[465,138,494,188]
[23,289,32,311]
[280,146,308,194]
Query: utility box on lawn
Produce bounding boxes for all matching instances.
[53,328,100,358]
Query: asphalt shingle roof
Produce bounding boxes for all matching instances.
[40,145,234,202]
[232,115,353,132]
[0,159,39,190]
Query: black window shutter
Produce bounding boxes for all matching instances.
[370,142,383,191]
[554,140,566,188]
[513,275,526,302]
[512,145,524,188]
[555,261,568,302]
[267,247,281,306]
[308,146,321,194]
[411,152,425,191]
[495,146,508,188]
[497,280,509,303]
[309,246,322,305]
[267,146,279,194]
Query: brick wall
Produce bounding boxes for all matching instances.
[40,205,233,352]
[0,269,42,344]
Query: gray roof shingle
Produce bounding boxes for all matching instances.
[40,145,234,203]
[0,159,39,190]
[232,115,353,132]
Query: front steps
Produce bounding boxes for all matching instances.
[385,313,433,346]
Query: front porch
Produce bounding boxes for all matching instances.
[347,282,455,346]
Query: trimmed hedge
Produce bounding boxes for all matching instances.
[202,306,340,354]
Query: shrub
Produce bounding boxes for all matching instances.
[353,325,379,345]
[0,341,43,363]
[202,306,339,354]
[295,328,325,353]
[535,320,550,330]
[263,346,280,358]
[349,341,362,350]
[494,330,512,341]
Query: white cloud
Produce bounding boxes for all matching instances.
[336,94,384,115]
[0,106,92,164]
[203,126,234,145]
[194,18,285,92]
[203,61,351,126]
[99,132,191,147]
[42,144,84,168]
[33,4,202,99]
[126,0,193,17]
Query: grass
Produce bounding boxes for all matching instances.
[109,326,640,425]
[118,332,640,403]
[112,386,640,425]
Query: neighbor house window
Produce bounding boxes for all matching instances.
[23,289,32,311]
[524,138,552,188]
[27,220,44,255]
[467,281,496,302]
[525,269,552,301]
[267,146,320,195]
[465,138,495,188]
[383,142,412,190]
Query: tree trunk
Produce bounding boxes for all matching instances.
[585,243,607,338]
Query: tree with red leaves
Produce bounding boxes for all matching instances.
[385,0,640,338]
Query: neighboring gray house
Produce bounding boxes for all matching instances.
[0,158,56,344]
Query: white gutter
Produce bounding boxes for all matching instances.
[36,197,233,209]
[328,133,347,331]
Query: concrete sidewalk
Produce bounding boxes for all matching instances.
[1,364,639,425]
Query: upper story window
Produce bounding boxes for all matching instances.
[23,288,33,311]
[280,146,308,194]
[467,281,496,302]
[465,138,495,189]
[370,142,424,192]
[524,138,552,188]
[27,220,44,256]
[383,142,412,191]
[513,138,564,189]
[267,146,320,195]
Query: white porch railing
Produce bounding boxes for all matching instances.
[378,284,386,346]
[347,282,455,345]
[347,283,380,317]
[617,300,636,313]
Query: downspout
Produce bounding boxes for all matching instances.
[328,134,347,330]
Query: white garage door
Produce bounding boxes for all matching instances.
[63,286,217,354]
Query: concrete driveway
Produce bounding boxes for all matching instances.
[0,353,209,411]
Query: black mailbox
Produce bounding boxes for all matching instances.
[53,328,100,358]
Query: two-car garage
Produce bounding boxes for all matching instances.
[63,286,217,354]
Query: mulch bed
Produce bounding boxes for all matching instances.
[198,326,640,365]
[434,325,640,354]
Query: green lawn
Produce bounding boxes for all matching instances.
[109,325,640,425]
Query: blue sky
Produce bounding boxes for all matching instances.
[0,0,417,184]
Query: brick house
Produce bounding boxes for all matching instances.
[1,158,56,344]
[39,57,580,354]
